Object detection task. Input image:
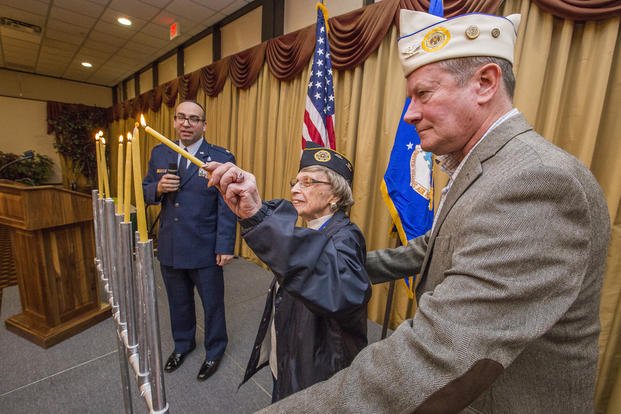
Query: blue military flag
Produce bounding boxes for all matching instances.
[380,97,434,248]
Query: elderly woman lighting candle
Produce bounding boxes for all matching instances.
[205,142,371,402]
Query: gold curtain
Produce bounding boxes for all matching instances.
[501,1,621,412]
[107,1,620,411]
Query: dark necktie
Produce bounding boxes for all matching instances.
[178,149,188,179]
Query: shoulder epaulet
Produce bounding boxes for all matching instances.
[209,143,233,155]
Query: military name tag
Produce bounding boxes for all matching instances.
[156,168,167,174]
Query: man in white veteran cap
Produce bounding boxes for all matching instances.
[259,9,611,414]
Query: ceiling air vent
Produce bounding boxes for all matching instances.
[0,17,42,34]
[0,16,42,46]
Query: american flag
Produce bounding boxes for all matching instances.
[302,4,335,150]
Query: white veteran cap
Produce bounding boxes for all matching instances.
[397,10,521,77]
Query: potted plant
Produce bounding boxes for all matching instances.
[48,107,108,191]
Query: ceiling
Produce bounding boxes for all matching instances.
[0,0,254,87]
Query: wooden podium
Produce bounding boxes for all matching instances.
[0,180,110,348]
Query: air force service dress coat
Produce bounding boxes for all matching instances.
[143,139,236,359]
[143,140,236,269]
[239,199,371,401]
[261,114,611,413]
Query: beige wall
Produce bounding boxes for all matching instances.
[140,69,153,94]
[158,54,178,85]
[126,78,136,100]
[0,69,112,107]
[284,0,363,34]
[185,35,213,74]
[0,96,63,183]
[221,7,262,57]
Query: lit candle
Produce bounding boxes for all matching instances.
[101,137,111,199]
[116,135,124,214]
[124,132,133,223]
[140,114,204,168]
[95,132,103,199]
[131,123,148,242]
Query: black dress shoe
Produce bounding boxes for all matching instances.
[164,347,195,373]
[197,359,220,381]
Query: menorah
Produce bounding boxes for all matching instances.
[92,190,167,414]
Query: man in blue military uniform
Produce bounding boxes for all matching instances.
[143,100,236,381]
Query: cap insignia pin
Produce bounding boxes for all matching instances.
[314,150,331,163]
[403,44,421,57]
[465,25,480,40]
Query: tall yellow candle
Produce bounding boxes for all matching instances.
[116,135,124,214]
[101,137,111,199]
[140,114,204,168]
[123,132,133,223]
[95,133,103,198]
[131,123,148,242]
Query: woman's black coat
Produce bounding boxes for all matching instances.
[239,199,371,401]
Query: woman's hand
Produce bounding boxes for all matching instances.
[203,162,262,219]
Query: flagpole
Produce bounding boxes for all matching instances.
[381,280,396,339]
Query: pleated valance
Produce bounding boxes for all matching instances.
[108,0,620,121]
[532,0,621,21]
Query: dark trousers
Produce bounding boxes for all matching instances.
[160,264,227,360]
[272,374,280,403]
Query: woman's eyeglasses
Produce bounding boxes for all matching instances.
[289,177,331,188]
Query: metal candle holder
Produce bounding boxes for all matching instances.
[92,190,168,414]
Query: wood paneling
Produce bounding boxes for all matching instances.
[0,225,17,289]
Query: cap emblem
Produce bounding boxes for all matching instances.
[314,150,332,163]
[422,27,450,53]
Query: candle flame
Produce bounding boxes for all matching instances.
[140,114,146,127]
[95,134,100,141]
[101,138,106,145]
[118,135,123,143]
[98,130,103,136]
[126,132,132,141]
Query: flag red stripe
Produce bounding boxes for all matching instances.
[303,110,325,146]
[326,115,335,149]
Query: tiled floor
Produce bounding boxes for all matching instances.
[0,258,383,414]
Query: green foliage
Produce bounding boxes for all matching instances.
[49,108,108,183]
[0,151,54,185]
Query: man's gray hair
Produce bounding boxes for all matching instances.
[437,56,516,98]
[300,165,354,211]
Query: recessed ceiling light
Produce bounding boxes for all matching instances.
[117,17,132,26]
[81,62,93,68]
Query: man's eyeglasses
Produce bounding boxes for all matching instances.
[289,177,331,188]
[174,114,204,126]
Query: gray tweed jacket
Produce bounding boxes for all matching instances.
[259,114,610,413]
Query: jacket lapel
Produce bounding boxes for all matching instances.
[419,114,533,276]
[165,146,178,171]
